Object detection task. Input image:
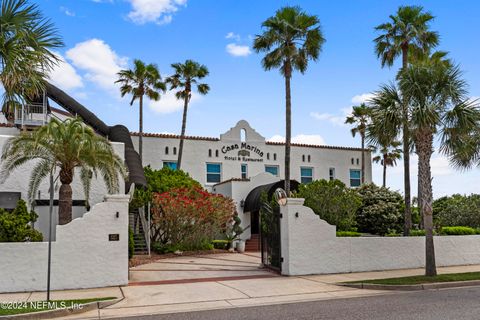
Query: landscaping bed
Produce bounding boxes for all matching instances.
[129,249,232,268]
[345,272,480,286]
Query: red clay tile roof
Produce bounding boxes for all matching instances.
[0,122,15,127]
[213,178,250,187]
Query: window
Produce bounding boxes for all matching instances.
[351,158,354,165]
[308,155,311,162]
[173,147,177,155]
[208,149,212,157]
[240,128,247,142]
[165,146,169,155]
[265,165,279,176]
[356,158,359,165]
[241,164,248,179]
[206,163,222,183]
[329,168,335,181]
[163,161,177,170]
[215,150,219,157]
[273,153,277,161]
[267,153,270,160]
[302,155,305,162]
[300,167,313,184]
[350,169,361,187]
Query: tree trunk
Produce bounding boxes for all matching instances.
[382,156,387,188]
[361,135,365,184]
[401,45,412,236]
[58,168,74,225]
[284,61,292,195]
[177,95,189,170]
[139,95,143,163]
[416,130,436,276]
[419,177,424,229]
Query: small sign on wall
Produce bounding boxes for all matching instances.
[109,234,120,241]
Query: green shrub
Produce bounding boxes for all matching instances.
[128,227,134,259]
[409,229,426,236]
[298,179,362,231]
[336,231,361,237]
[439,226,477,235]
[212,239,230,249]
[434,194,480,228]
[355,184,404,236]
[152,239,214,254]
[0,200,43,242]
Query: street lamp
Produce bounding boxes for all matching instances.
[274,188,288,206]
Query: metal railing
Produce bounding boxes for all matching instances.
[138,204,151,256]
[14,103,49,126]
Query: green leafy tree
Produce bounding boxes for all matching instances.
[0,0,63,107]
[0,117,127,225]
[345,103,372,184]
[398,59,480,276]
[0,200,42,242]
[166,60,210,170]
[253,6,325,195]
[374,5,439,235]
[298,179,362,231]
[355,184,404,235]
[370,140,402,187]
[116,59,166,161]
[433,194,480,228]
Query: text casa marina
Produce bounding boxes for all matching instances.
[222,142,264,162]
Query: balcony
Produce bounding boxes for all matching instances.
[14,103,49,127]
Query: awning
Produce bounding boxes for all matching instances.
[243,180,299,213]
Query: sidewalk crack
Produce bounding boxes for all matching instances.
[216,281,252,298]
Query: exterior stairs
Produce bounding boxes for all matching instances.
[129,209,148,255]
[245,234,260,252]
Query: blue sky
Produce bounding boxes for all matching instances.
[39,0,480,197]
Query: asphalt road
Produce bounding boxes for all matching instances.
[111,286,480,320]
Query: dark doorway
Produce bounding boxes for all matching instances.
[251,210,260,234]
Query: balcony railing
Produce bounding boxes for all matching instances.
[14,103,49,127]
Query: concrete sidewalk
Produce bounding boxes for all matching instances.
[2,254,480,319]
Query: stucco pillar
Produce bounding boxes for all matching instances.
[280,198,305,275]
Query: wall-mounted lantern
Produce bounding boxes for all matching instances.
[274,188,288,206]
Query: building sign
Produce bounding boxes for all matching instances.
[222,142,264,162]
[109,234,120,241]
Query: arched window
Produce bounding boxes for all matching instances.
[208,149,212,157]
[273,153,277,161]
[165,146,169,155]
[173,147,177,155]
[308,155,311,162]
[302,155,305,162]
[240,128,247,142]
[351,158,354,165]
[215,150,219,157]
[267,153,270,160]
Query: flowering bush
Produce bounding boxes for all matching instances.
[151,187,236,250]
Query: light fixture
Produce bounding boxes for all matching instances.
[274,188,288,206]
[240,199,245,208]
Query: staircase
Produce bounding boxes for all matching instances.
[245,234,260,252]
[129,209,148,255]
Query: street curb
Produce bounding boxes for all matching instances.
[339,279,480,291]
[0,298,121,320]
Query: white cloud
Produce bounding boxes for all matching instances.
[268,134,325,145]
[430,155,453,176]
[226,43,251,57]
[225,32,240,41]
[148,91,200,114]
[351,93,375,104]
[127,0,187,25]
[66,39,127,92]
[60,6,75,16]
[48,52,83,90]
[310,107,351,127]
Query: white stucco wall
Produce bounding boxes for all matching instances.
[281,198,480,275]
[0,133,125,238]
[0,194,129,293]
[134,120,372,191]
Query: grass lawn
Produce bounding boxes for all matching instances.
[347,272,480,285]
[0,297,116,316]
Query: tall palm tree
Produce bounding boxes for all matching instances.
[253,6,325,195]
[370,140,402,187]
[166,60,210,170]
[374,5,439,235]
[116,59,166,162]
[0,0,63,107]
[0,117,127,225]
[398,60,480,276]
[345,103,371,184]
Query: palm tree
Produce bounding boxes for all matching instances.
[374,5,439,235]
[370,140,402,187]
[253,6,325,195]
[398,59,480,276]
[0,0,63,106]
[0,117,127,225]
[345,104,372,184]
[166,60,210,170]
[116,59,166,162]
